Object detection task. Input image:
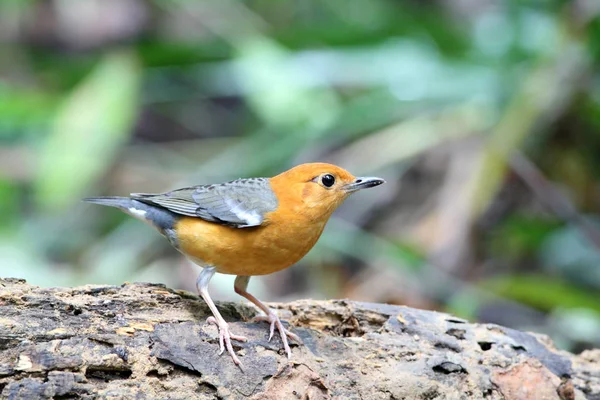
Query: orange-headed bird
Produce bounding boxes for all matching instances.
[85,163,384,365]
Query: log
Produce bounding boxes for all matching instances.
[0,278,598,399]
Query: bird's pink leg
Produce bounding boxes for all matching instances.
[234,276,300,359]
[196,267,247,366]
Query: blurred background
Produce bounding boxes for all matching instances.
[1,0,600,354]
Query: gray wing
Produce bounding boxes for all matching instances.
[131,178,278,228]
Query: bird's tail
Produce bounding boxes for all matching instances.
[83,196,177,233]
[83,196,134,209]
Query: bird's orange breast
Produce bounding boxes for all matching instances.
[173,171,344,276]
[174,212,327,276]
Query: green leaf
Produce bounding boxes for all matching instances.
[488,214,561,260]
[234,38,340,130]
[34,52,141,211]
[0,86,57,141]
[480,274,600,313]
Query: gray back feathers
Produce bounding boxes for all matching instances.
[131,178,278,228]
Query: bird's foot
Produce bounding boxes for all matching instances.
[252,311,300,359]
[206,316,248,366]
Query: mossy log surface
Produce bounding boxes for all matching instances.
[0,278,598,399]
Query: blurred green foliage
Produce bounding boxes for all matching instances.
[0,0,599,352]
[35,52,141,210]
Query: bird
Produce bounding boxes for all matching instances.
[84,162,384,365]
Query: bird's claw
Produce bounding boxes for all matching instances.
[252,312,300,359]
[206,316,247,366]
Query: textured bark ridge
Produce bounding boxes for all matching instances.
[0,278,598,399]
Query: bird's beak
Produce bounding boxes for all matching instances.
[342,177,385,193]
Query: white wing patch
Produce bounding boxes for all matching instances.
[127,207,147,219]
[225,198,262,227]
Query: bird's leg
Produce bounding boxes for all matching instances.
[196,267,247,365]
[234,276,300,359]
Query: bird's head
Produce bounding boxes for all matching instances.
[270,163,385,221]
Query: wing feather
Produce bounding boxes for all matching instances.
[131,178,278,228]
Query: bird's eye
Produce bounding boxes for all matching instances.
[321,174,335,188]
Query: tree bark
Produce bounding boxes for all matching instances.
[0,278,598,399]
